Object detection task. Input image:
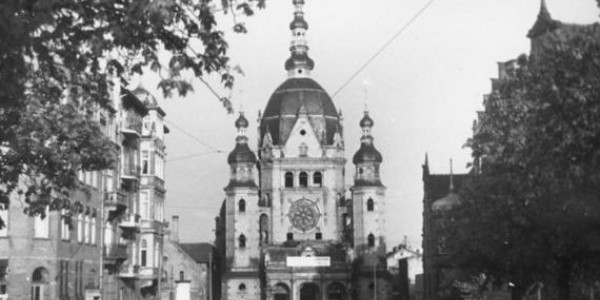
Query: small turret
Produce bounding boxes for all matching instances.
[226,112,257,188]
[353,110,383,186]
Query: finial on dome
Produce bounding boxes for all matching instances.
[285,0,314,77]
[235,111,249,129]
[360,110,374,128]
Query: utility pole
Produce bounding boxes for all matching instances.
[99,174,105,299]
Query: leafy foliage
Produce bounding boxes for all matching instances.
[448,23,600,299]
[0,0,265,227]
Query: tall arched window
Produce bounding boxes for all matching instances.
[367,198,374,211]
[239,234,246,248]
[259,214,269,245]
[285,172,294,188]
[368,234,375,248]
[313,172,322,187]
[238,199,246,213]
[299,172,308,187]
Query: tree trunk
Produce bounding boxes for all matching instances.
[558,258,571,300]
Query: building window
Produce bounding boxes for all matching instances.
[140,191,149,219]
[77,213,83,242]
[299,172,308,187]
[84,214,90,244]
[34,207,49,238]
[284,172,294,188]
[316,232,322,240]
[313,172,322,187]
[238,199,246,213]
[286,232,294,241]
[0,204,8,237]
[367,198,374,212]
[0,260,7,299]
[141,240,147,267]
[368,234,375,248]
[141,150,149,175]
[239,283,247,292]
[239,234,246,248]
[60,210,70,240]
[179,271,185,281]
[91,216,97,244]
[31,267,49,300]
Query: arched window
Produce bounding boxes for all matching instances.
[179,271,185,281]
[238,199,246,213]
[141,239,148,266]
[32,267,49,300]
[239,234,246,248]
[259,214,269,245]
[313,172,322,187]
[367,198,374,211]
[285,172,294,188]
[286,232,294,241]
[299,172,308,187]
[368,234,375,248]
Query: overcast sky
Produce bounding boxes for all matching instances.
[149,0,599,248]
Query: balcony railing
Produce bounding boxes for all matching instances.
[138,266,159,278]
[119,213,141,230]
[140,176,165,191]
[121,111,143,136]
[118,264,139,278]
[121,164,140,180]
[104,191,127,209]
[103,244,128,262]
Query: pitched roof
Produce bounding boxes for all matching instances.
[179,243,213,264]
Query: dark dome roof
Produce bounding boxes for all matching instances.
[235,113,249,128]
[261,78,339,146]
[353,142,383,164]
[360,113,374,127]
[227,143,257,165]
[290,14,308,30]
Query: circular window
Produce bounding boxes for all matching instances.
[239,283,247,291]
[300,129,306,136]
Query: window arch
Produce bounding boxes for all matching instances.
[32,267,49,300]
[368,234,375,248]
[299,172,308,187]
[238,199,246,213]
[239,234,246,248]
[313,172,322,187]
[285,172,294,188]
[367,198,374,211]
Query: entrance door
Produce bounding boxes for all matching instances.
[300,283,319,300]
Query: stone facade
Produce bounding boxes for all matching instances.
[214,1,393,300]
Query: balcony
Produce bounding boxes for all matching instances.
[104,191,127,209]
[140,176,165,192]
[141,219,164,234]
[121,111,143,137]
[121,164,140,181]
[103,244,128,264]
[119,213,141,231]
[138,266,159,279]
[118,264,139,278]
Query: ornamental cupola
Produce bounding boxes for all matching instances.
[259,0,341,148]
[285,0,314,78]
[353,110,383,186]
[227,112,257,188]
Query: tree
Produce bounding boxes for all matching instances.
[447,23,600,300]
[0,0,266,227]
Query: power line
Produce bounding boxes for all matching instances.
[168,151,225,163]
[331,0,437,99]
[165,120,224,153]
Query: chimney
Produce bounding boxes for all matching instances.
[171,215,180,243]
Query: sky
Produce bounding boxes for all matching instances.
[148,0,599,248]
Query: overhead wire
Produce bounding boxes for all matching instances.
[164,120,224,153]
[330,0,437,99]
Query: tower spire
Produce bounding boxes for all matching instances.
[285,0,314,77]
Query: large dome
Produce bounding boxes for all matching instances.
[260,78,340,146]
